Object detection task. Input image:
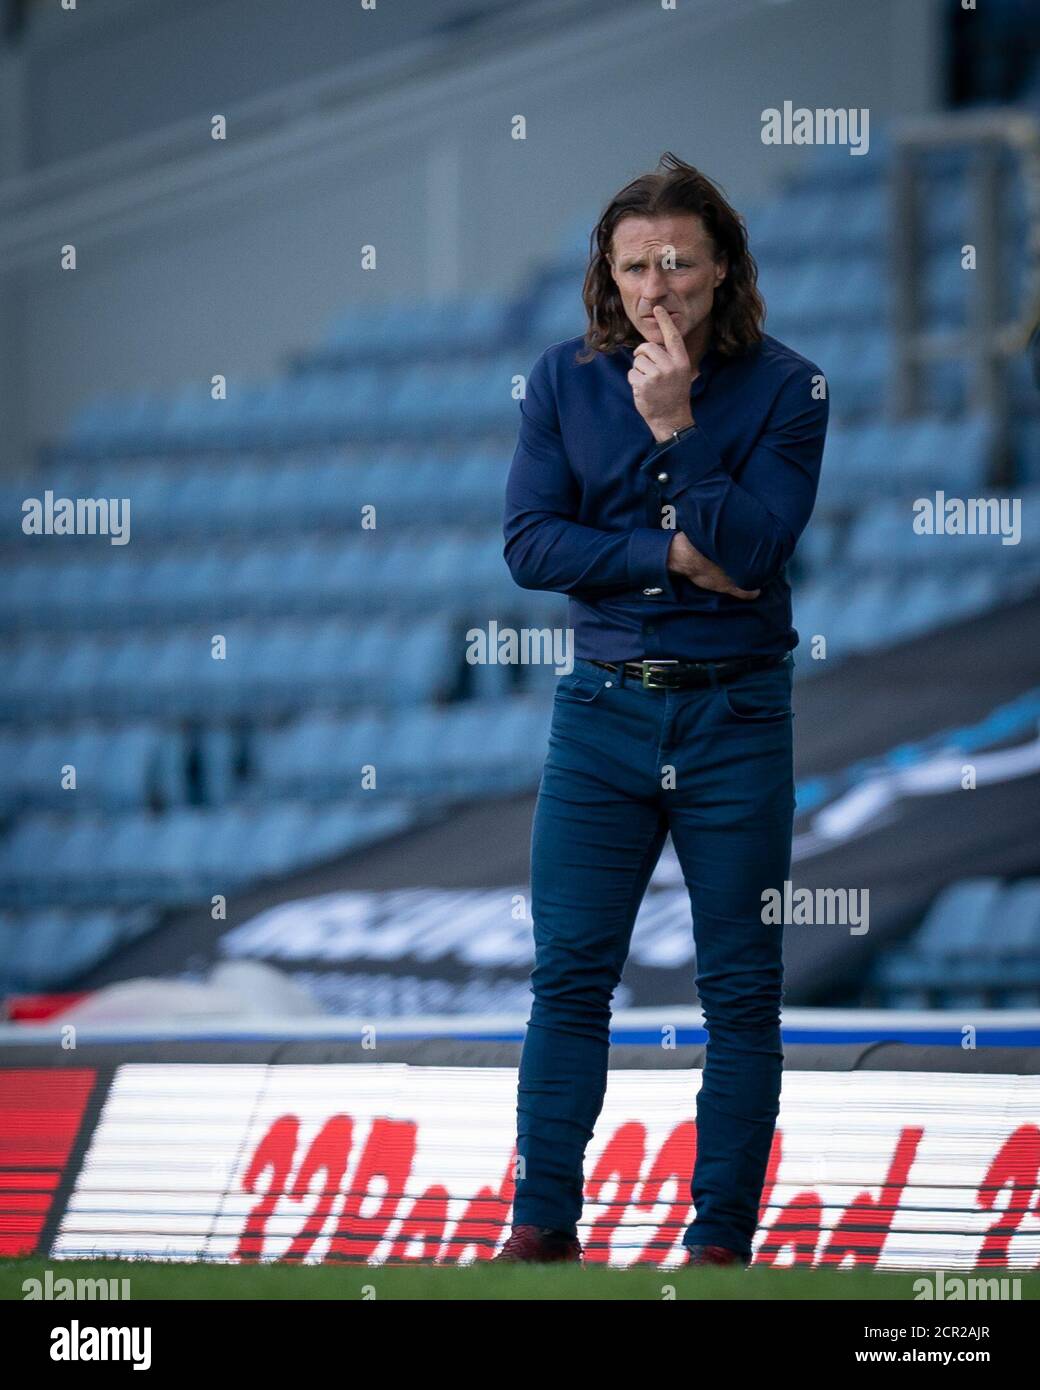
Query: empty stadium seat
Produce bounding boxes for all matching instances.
[0,907,156,992]
[0,801,414,908]
[5,126,1036,995]
[248,696,551,804]
[872,878,1040,1006]
[0,721,185,814]
[0,616,458,719]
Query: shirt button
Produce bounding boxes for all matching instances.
[642,587,663,596]
[657,472,669,483]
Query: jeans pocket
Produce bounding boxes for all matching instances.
[554,666,609,703]
[719,666,792,722]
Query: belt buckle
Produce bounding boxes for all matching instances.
[642,659,680,690]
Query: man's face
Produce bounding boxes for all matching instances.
[609,213,727,351]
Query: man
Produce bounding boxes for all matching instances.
[497,152,828,1267]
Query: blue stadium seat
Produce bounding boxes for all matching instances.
[0,908,154,991]
[248,696,552,804]
[7,128,1034,974]
[872,878,1040,1006]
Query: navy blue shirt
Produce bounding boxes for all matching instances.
[503,332,829,661]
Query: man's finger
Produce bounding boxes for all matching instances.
[633,341,669,368]
[653,304,690,362]
[629,355,657,377]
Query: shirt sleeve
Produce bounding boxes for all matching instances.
[503,350,674,595]
[643,365,829,591]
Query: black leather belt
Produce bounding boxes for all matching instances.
[590,652,789,691]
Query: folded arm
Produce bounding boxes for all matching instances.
[644,369,829,592]
[503,352,672,595]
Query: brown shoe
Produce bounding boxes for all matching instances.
[494,1225,583,1264]
[684,1244,750,1267]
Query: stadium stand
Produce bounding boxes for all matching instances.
[870,877,1040,1009]
[1,122,1037,1001]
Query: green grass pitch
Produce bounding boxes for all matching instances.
[3,1258,1038,1300]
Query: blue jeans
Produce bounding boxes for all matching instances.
[513,654,796,1262]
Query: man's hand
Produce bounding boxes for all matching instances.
[667,531,760,599]
[635,308,756,597]
[628,304,695,442]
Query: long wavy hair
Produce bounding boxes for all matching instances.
[575,152,765,363]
